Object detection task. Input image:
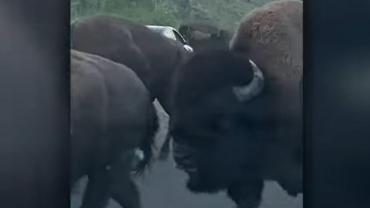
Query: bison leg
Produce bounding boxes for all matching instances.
[80,168,110,208]
[111,178,141,208]
[227,178,264,208]
[109,152,141,208]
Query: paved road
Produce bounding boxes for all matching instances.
[72,101,303,208]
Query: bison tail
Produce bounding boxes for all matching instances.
[133,102,159,175]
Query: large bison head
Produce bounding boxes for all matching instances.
[170,50,264,192]
[170,49,302,197]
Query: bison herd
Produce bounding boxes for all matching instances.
[70,1,303,208]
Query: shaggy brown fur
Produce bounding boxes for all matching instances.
[230,0,303,147]
[170,1,303,207]
[230,0,302,82]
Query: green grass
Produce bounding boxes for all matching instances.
[71,0,277,31]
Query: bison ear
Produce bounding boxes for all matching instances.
[232,59,264,102]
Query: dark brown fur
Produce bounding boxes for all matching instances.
[71,50,158,208]
[71,16,189,161]
[170,1,303,208]
[72,15,189,112]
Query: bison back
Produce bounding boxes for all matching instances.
[70,50,152,183]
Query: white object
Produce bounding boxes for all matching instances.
[146,25,194,53]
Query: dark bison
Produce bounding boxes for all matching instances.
[178,22,232,51]
[71,50,158,208]
[71,15,190,159]
[71,15,189,112]
[170,1,302,208]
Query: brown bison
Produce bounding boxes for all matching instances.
[71,15,189,112]
[71,16,190,159]
[71,50,158,208]
[170,1,302,208]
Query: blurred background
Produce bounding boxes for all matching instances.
[71,0,274,31]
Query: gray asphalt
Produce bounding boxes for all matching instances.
[71,101,303,208]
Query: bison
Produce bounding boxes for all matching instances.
[71,50,158,208]
[71,15,189,112]
[178,22,232,51]
[170,1,302,208]
[71,15,190,159]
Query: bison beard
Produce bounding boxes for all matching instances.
[174,141,247,193]
[178,151,263,196]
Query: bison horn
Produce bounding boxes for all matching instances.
[232,59,264,102]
